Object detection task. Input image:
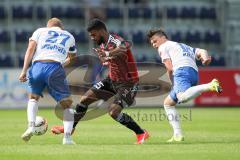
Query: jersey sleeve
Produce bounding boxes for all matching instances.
[194,48,200,60]
[158,45,171,62]
[29,28,42,43]
[68,35,77,54]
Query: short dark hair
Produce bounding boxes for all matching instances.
[87,19,107,32]
[147,28,168,39]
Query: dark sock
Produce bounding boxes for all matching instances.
[73,103,88,128]
[117,113,144,134]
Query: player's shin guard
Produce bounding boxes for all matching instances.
[178,84,210,103]
[63,108,74,137]
[116,113,144,134]
[62,108,76,145]
[73,103,88,128]
[164,105,183,137]
[27,99,38,128]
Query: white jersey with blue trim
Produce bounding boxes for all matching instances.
[30,27,77,64]
[158,40,198,72]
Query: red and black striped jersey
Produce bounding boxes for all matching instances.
[100,33,139,83]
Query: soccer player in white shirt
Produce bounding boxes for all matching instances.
[19,18,77,144]
[147,28,222,142]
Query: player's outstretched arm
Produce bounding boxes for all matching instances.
[93,48,110,64]
[19,40,37,82]
[96,45,127,59]
[196,49,212,66]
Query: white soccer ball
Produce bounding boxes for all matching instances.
[34,116,48,136]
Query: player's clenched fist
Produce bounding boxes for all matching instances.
[201,56,212,66]
[19,71,27,82]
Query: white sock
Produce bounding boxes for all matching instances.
[63,108,74,138]
[164,105,182,137]
[27,99,38,128]
[178,83,210,103]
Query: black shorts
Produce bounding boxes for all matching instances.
[91,77,138,108]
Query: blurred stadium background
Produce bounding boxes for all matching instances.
[0,1,240,160]
[0,0,239,108]
[0,0,240,67]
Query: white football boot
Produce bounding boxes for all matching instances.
[21,127,35,142]
[63,136,76,145]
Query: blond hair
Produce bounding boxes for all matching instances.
[47,18,64,29]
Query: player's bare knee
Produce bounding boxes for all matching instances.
[108,105,122,119]
[164,96,176,106]
[29,94,40,101]
[60,98,73,109]
[163,98,169,106]
[79,96,90,106]
[80,91,98,106]
[108,110,118,119]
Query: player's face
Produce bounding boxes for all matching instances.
[150,35,164,49]
[89,30,105,45]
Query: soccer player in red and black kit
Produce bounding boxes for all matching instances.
[51,19,149,144]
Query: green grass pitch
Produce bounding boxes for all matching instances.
[0,107,240,160]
